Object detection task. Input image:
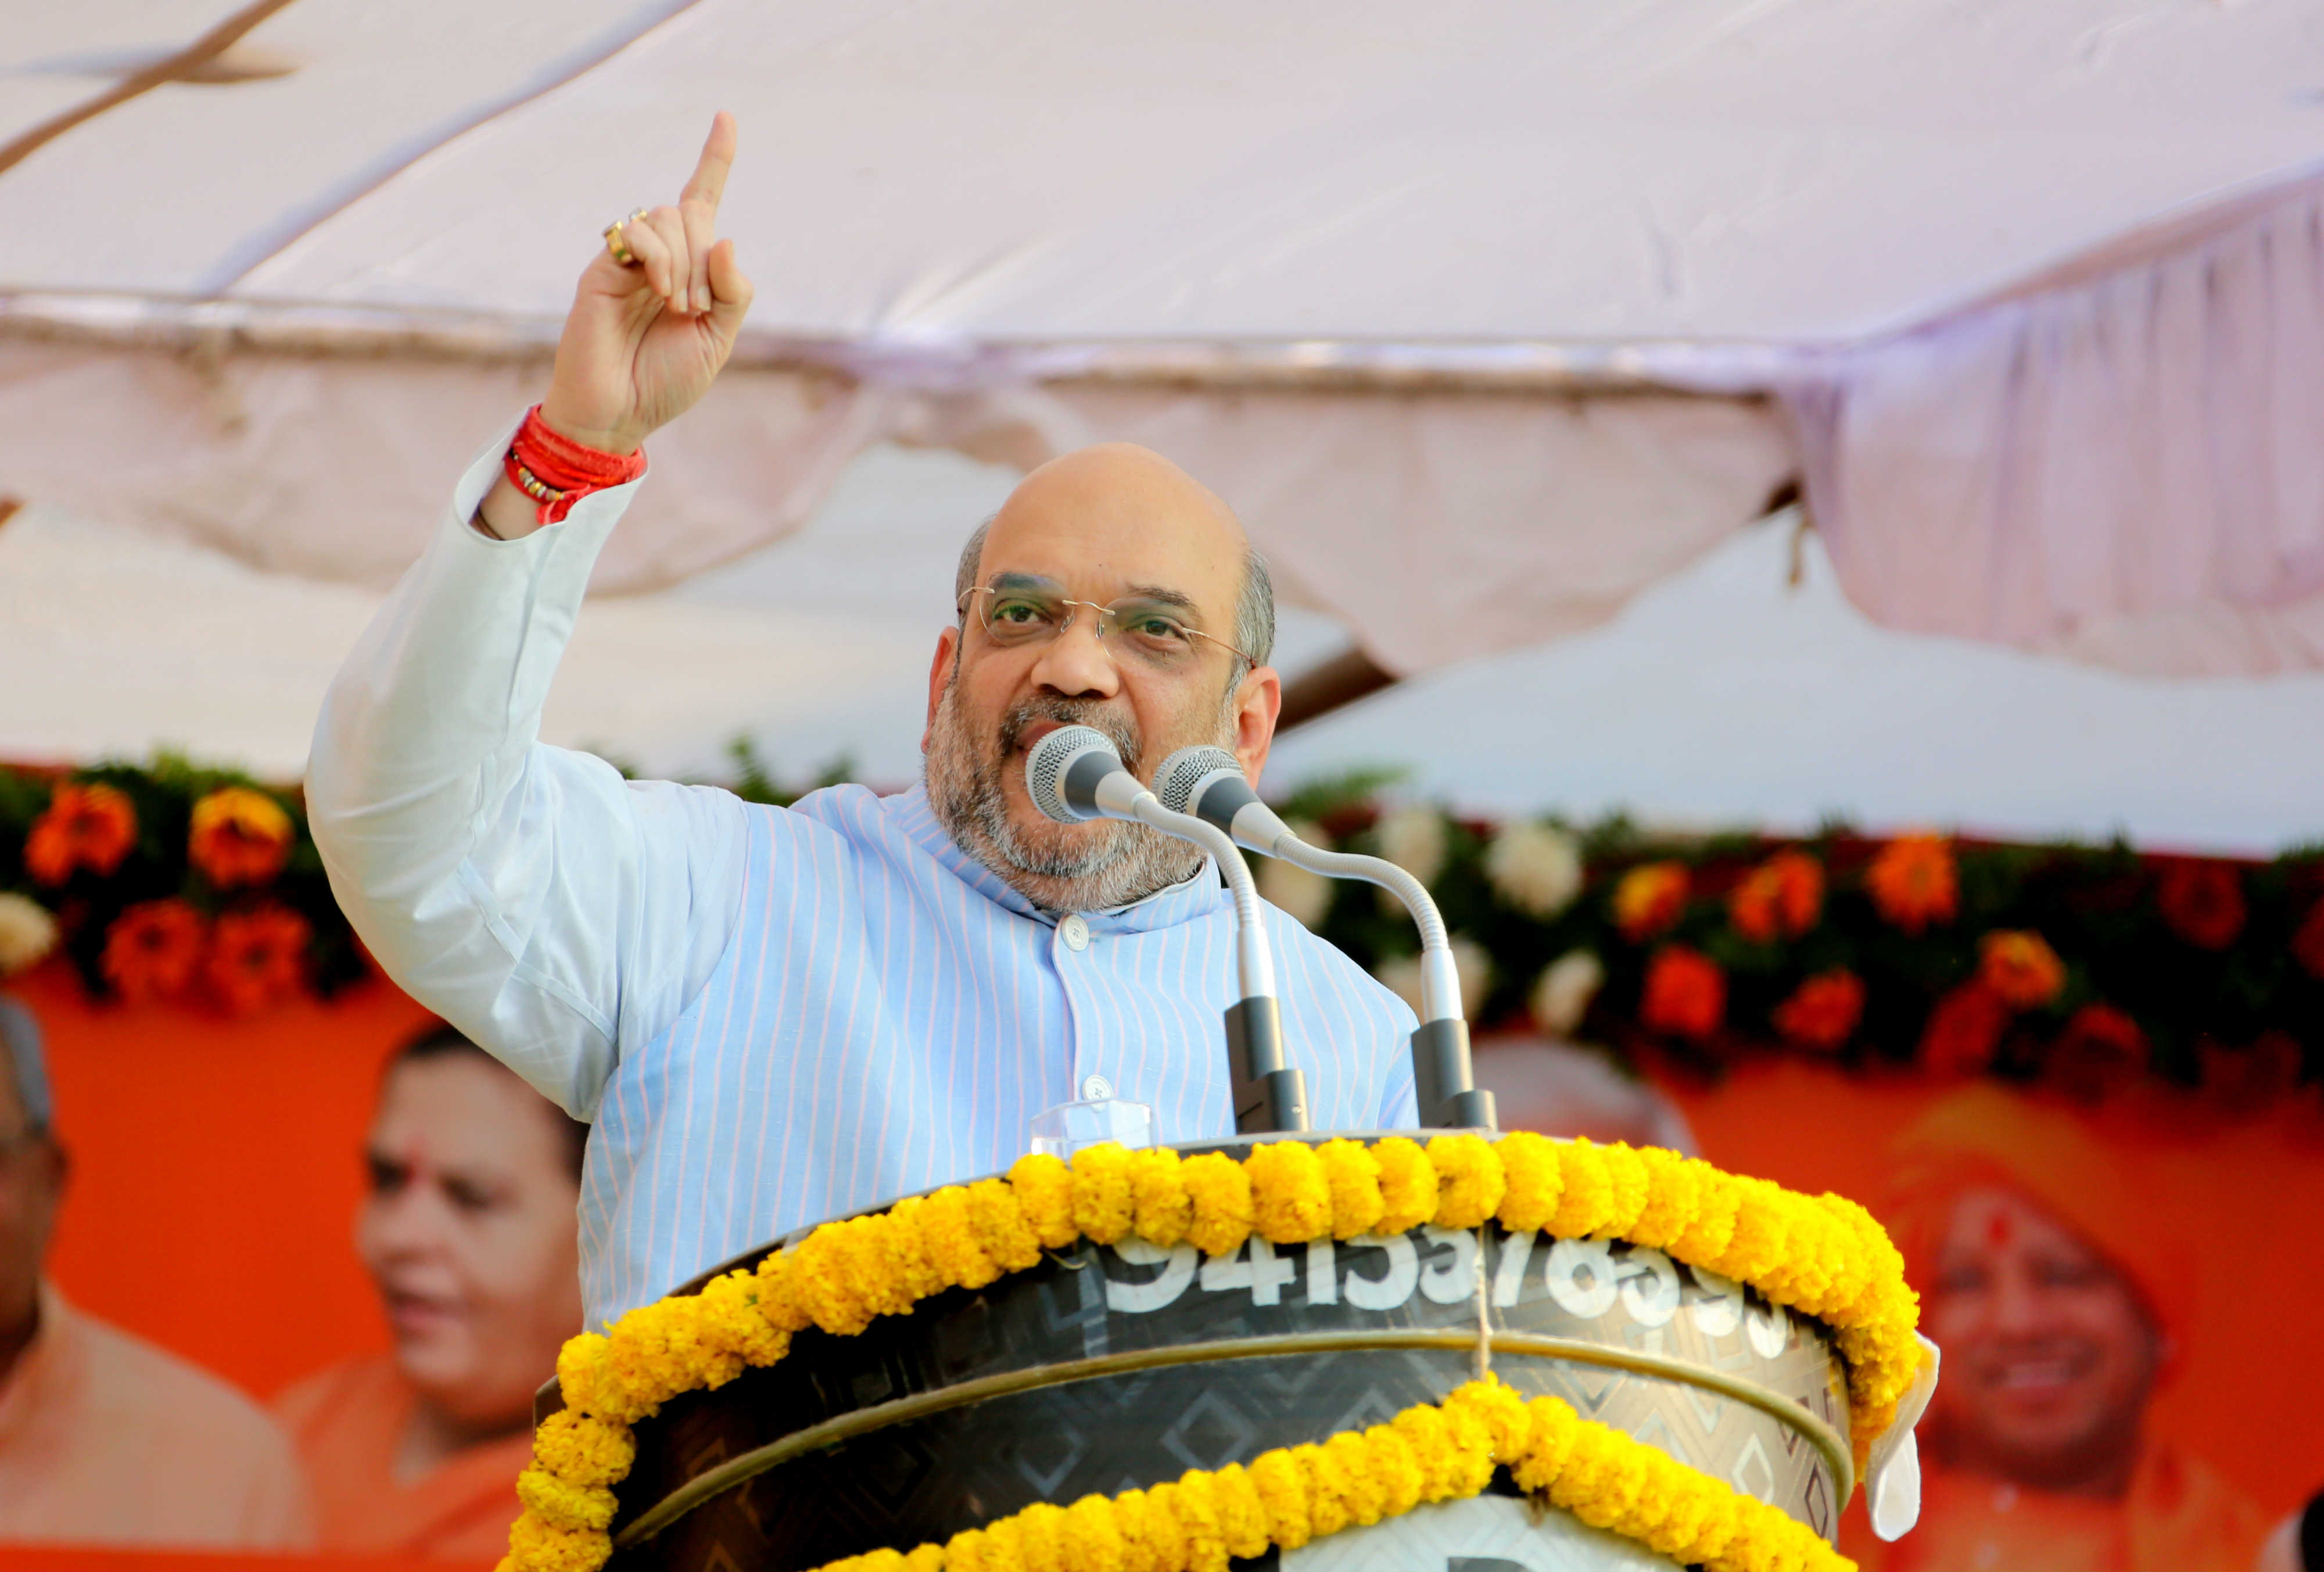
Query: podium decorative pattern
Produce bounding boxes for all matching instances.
[612,1219,1848,1571]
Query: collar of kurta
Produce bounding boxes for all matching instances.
[887,784,1225,938]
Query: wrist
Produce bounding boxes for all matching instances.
[504,405,648,528]
[535,401,643,458]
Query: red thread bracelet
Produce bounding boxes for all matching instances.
[503,405,648,526]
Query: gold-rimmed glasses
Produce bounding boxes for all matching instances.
[959,576,1254,672]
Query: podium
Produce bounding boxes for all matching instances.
[525,1133,1892,1572]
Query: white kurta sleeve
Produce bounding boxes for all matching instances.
[306,422,750,1119]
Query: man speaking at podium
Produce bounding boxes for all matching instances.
[309,115,1418,1331]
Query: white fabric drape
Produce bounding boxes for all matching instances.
[0,340,1794,676]
[1789,168,2324,677]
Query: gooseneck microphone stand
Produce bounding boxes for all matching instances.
[1156,746,1497,1131]
[1025,726,1309,1133]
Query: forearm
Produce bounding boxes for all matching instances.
[308,426,644,1108]
[475,472,544,541]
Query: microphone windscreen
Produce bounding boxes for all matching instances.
[1025,725,1121,823]
[1154,746,1247,817]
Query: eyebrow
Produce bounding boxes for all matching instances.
[1118,583,1201,613]
[981,572,1204,616]
[985,570,1063,593]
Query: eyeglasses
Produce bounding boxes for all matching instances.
[959,577,1255,671]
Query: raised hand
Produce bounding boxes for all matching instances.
[537,112,752,458]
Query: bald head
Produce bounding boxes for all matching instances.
[956,444,1274,669]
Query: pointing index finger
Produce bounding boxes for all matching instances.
[680,110,737,217]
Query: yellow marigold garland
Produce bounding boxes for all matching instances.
[501,1136,1917,1572]
[797,1378,1852,1572]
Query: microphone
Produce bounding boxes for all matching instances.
[1155,746,1497,1132]
[1025,726,1308,1133]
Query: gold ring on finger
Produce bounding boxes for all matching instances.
[602,208,650,268]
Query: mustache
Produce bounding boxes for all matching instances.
[999,695,1142,770]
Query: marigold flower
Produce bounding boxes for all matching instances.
[101,899,206,1002]
[1068,1143,1136,1244]
[24,781,137,885]
[914,1185,1002,1290]
[187,787,296,888]
[1547,1137,1613,1237]
[1007,1151,1079,1250]
[1491,1130,1564,1234]
[1918,979,2009,1075]
[515,1467,617,1532]
[2293,897,2324,981]
[1866,832,1956,934]
[1369,1136,1437,1234]
[0,892,59,975]
[2046,1002,2150,1101]
[506,1511,609,1572]
[1314,1138,1385,1240]
[530,1409,634,1488]
[1978,928,2064,1009]
[1611,862,1689,942]
[1640,945,1724,1039]
[964,1176,1043,1275]
[1180,1150,1254,1257]
[1126,1147,1193,1248]
[1246,1139,1332,1244]
[1770,968,1864,1052]
[2154,859,2246,950]
[1727,850,1823,943]
[1423,1133,1504,1229]
[203,903,311,1014]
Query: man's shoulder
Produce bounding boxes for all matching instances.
[271,1352,401,1441]
[69,1304,297,1459]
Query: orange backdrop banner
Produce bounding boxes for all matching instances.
[9,961,2322,1569]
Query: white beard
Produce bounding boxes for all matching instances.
[923,676,1226,913]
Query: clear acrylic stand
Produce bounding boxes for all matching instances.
[1028,1096,1155,1159]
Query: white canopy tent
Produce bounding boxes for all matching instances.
[6,441,2320,855]
[1,0,2321,839]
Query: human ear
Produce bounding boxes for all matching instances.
[922,626,960,753]
[1232,664,1282,783]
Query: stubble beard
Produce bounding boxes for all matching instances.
[925,669,1232,913]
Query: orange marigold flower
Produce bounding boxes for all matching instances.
[2153,859,2246,951]
[2293,898,2324,981]
[1640,945,1724,1039]
[2046,1003,2149,1101]
[1978,929,2065,1010]
[101,899,206,1002]
[203,903,311,1014]
[188,788,295,888]
[1866,832,1957,935]
[1728,850,1824,943]
[24,782,138,885]
[1918,980,2009,1076]
[1612,862,1690,942]
[1771,968,1864,1052]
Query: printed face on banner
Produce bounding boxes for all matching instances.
[1923,1185,2162,1493]
[358,1053,584,1428]
[0,1061,63,1345]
